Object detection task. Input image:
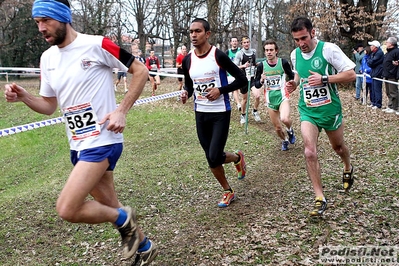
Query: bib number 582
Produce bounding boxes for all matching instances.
[66,113,96,130]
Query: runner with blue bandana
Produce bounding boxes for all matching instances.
[4,0,158,264]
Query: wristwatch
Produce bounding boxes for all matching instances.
[321,75,329,85]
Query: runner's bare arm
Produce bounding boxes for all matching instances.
[5,83,58,115]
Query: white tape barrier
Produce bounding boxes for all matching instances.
[373,77,399,85]
[0,90,182,137]
[356,73,371,78]
[0,117,64,137]
[0,67,183,79]
[161,68,179,73]
[0,72,40,76]
[0,67,40,72]
[356,73,399,105]
[149,71,183,78]
[356,73,399,85]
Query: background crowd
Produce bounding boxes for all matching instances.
[352,37,399,115]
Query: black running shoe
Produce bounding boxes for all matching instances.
[309,197,327,217]
[132,239,158,266]
[287,129,296,144]
[343,165,354,192]
[118,206,140,260]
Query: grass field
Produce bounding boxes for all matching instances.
[0,77,398,265]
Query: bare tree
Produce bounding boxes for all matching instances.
[0,0,47,67]
[166,0,206,65]
[218,0,248,52]
[108,1,131,48]
[287,0,396,51]
[72,0,119,36]
[254,0,294,59]
[339,0,390,41]
[2,0,398,69]
[122,0,162,53]
[206,0,220,45]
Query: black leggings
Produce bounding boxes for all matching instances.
[195,111,231,168]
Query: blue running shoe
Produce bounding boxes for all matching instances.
[287,129,296,144]
[282,140,289,151]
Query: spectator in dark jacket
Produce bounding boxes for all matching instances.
[382,37,399,115]
[360,46,373,105]
[367,40,384,109]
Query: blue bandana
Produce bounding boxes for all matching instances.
[32,0,72,24]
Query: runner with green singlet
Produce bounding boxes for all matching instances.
[254,39,296,151]
[226,37,242,111]
[286,17,356,217]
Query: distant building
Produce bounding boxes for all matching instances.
[110,35,173,67]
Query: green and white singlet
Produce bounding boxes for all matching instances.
[295,41,342,119]
[262,58,289,110]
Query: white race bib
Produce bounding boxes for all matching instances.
[302,83,332,107]
[265,75,282,90]
[63,102,101,141]
[245,66,255,79]
[193,77,216,100]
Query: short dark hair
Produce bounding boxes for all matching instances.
[263,39,279,52]
[355,43,364,49]
[192,18,210,32]
[291,17,313,34]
